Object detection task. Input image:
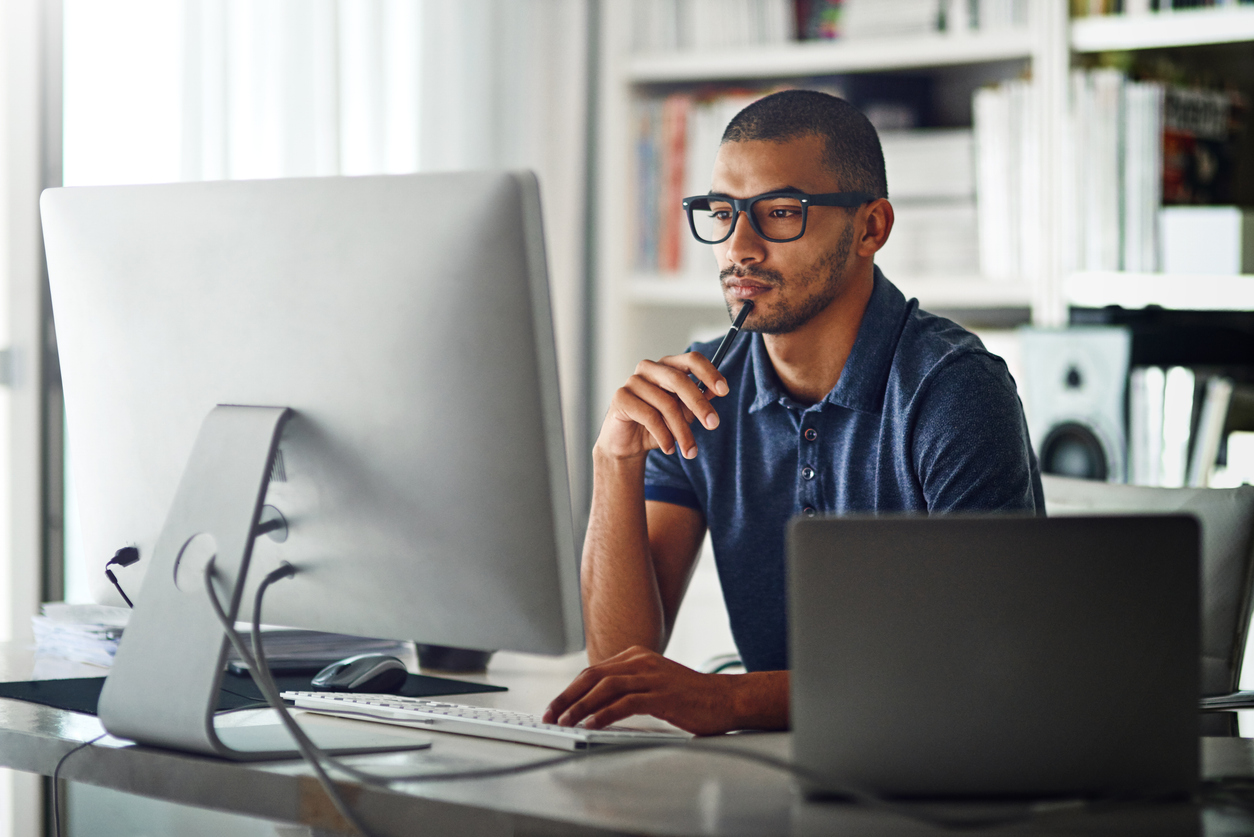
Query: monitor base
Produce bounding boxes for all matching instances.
[97,405,302,761]
[213,714,430,761]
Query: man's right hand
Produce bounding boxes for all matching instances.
[596,353,730,462]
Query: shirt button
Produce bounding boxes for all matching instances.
[803,506,817,517]
[801,465,815,481]
[804,428,818,442]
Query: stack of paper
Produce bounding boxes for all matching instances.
[232,630,411,666]
[32,603,411,669]
[32,603,129,668]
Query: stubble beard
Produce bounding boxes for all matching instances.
[720,222,856,335]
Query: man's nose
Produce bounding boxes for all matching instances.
[725,209,765,264]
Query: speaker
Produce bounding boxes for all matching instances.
[1019,327,1131,482]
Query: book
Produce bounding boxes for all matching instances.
[630,0,795,51]
[1161,366,1196,488]
[973,79,1036,281]
[1188,376,1234,487]
[1142,366,1166,487]
[974,84,1014,280]
[659,92,692,273]
[1162,86,1239,206]
[1067,69,1166,273]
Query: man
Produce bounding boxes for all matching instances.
[543,90,1043,736]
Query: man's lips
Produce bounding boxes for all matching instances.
[724,280,774,299]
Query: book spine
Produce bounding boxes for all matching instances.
[658,93,691,274]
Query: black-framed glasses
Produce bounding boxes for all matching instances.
[682,190,876,244]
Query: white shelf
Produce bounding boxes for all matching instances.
[626,274,1033,310]
[624,31,1035,83]
[1072,7,1254,52]
[895,275,1033,309]
[625,276,723,306]
[1066,271,1254,311]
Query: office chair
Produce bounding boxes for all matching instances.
[1042,475,1254,736]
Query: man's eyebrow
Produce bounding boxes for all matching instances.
[706,185,806,198]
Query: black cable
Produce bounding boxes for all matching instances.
[103,569,132,608]
[105,547,140,608]
[219,686,268,704]
[52,732,107,837]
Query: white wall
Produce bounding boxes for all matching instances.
[61,0,593,600]
[1,0,59,830]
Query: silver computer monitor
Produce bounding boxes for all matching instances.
[41,170,583,758]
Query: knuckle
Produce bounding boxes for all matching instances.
[601,675,629,691]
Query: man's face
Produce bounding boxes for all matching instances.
[709,134,858,335]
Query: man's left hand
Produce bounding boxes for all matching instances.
[542,646,787,736]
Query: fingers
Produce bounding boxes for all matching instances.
[543,647,652,724]
[554,674,650,729]
[578,693,652,730]
[623,375,703,458]
[632,357,722,432]
[611,388,681,456]
[598,352,730,460]
[666,352,729,399]
[643,355,728,423]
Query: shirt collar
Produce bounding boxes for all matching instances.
[747,266,907,415]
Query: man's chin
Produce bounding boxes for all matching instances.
[734,294,837,336]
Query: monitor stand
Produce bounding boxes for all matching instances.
[97,405,429,760]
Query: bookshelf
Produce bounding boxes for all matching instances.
[595,0,1071,415]
[596,2,1254,416]
[624,30,1036,81]
[1066,6,1254,326]
[1067,272,1254,313]
[593,0,1254,669]
[1071,5,1254,52]
[626,271,1035,309]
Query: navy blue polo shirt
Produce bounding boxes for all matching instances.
[644,268,1044,673]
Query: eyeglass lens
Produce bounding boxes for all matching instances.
[689,196,806,243]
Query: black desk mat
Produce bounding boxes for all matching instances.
[0,671,505,716]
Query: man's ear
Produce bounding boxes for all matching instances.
[855,199,893,258]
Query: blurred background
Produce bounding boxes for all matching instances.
[3,0,1254,833]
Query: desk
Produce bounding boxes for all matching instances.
[1,643,1253,837]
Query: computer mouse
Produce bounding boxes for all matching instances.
[311,653,409,693]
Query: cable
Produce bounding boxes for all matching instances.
[49,699,268,837]
[219,686,270,705]
[203,560,377,837]
[204,561,1198,834]
[104,547,140,608]
[52,732,108,837]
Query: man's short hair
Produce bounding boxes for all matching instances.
[722,89,888,199]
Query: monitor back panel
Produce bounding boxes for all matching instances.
[788,515,1199,799]
[41,172,582,655]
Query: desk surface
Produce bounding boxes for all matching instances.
[2,644,1254,837]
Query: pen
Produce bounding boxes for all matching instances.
[697,300,754,394]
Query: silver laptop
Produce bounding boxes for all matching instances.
[788,515,1199,800]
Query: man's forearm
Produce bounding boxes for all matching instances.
[581,449,666,662]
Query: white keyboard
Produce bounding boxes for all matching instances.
[281,691,690,751]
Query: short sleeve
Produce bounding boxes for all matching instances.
[911,352,1043,514]
[644,447,702,511]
